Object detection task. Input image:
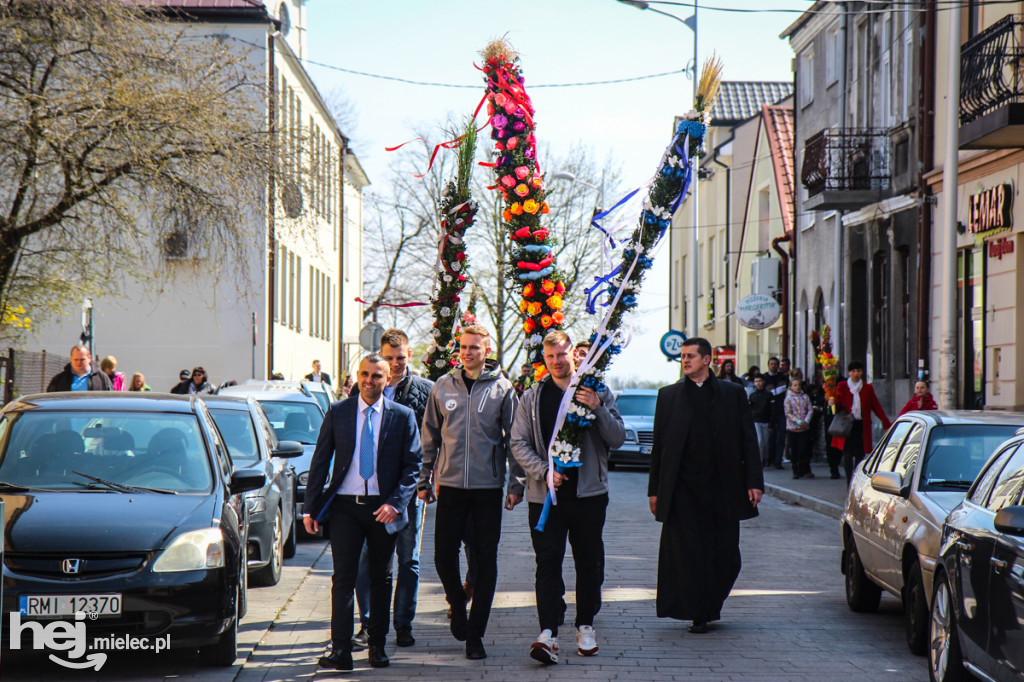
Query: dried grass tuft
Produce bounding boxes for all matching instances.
[480,36,516,65]
[695,52,724,114]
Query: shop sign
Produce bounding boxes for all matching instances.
[989,236,1015,261]
[735,294,781,330]
[967,183,1013,238]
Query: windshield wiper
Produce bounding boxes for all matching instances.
[0,480,51,492]
[71,471,178,495]
[926,479,973,490]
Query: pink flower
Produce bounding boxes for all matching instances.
[495,93,508,108]
[507,137,518,150]
[524,147,536,160]
[515,184,529,197]
[501,175,516,188]
[515,166,530,180]
[513,121,526,132]
[504,101,517,114]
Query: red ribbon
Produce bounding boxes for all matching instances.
[386,93,491,178]
[355,298,428,308]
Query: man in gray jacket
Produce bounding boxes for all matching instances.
[511,330,625,665]
[418,324,523,660]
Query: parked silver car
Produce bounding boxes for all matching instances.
[840,410,1024,655]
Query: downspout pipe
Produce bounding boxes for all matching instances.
[709,136,733,348]
[266,30,277,380]
[338,141,348,378]
[915,0,936,380]
[772,232,792,358]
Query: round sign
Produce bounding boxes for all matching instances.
[359,322,385,351]
[660,330,687,360]
[735,294,781,330]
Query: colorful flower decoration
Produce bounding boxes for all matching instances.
[811,324,839,404]
[481,38,564,388]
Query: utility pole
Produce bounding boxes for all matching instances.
[939,7,961,408]
[689,0,700,338]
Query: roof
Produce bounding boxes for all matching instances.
[780,1,828,39]
[134,0,273,23]
[4,392,199,413]
[762,104,795,234]
[710,82,793,126]
[902,410,1024,427]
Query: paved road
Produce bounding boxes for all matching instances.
[3,469,926,681]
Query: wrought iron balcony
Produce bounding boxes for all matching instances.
[800,128,891,210]
[960,15,1024,148]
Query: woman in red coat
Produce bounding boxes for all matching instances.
[829,360,891,483]
[899,380,938,416]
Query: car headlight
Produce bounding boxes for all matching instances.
[298,472,309,486]
[624,428,638,443]
[153,528,225,573]
[245,495,266,514]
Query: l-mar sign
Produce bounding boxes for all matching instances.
[968,183,1013,237]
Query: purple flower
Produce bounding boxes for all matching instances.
[492,114,508,128]
[513,121,526,132]
[524,147,536,160]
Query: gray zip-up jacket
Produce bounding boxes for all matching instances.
[420,359,524,495]
[511,376,626,504]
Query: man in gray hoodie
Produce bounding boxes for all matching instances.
[511,330,625,665]
[418,324,523,661]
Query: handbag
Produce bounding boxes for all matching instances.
[827,411,854,438]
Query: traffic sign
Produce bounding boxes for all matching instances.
[660,330,687,360]
[359,322,385,351]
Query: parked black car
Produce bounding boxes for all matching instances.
[0,393,265,666]
[204,395,302,587]
[929,429,1024,681]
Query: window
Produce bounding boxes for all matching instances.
[757,187,770,251]
[799,47,814,108]
[893,423,924,485]
[309,266,315,336]
[903,14,914,119]
[922,425,1020,492]
[970,444,1018,506]
[872,251,890,378]
[872,422,913,474]
[986,445,1024,512]
[708,235,715,288]
[881,15,892,127]
[326,276,332,341]
[825,23,839,85]
[287,251,295,328]
[295,255,302,333]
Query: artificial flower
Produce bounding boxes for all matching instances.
[507,137,518,149]
[451,262,461,272]
[530,176,542,188]
[540,314,554,329]
[456,252,466,262]
[540,279,556,295]
[515,166,530,180]
[527,301,542,316]
[492,114,508,128]
[524,318,536,333]
[519,299,529,313]
[523,199,539,214]
[510,203,524,215]
[540,202,550,214]
[552,312,565,325]
[458,275,467,281]
[515,184,529,197]
[534,364,548,381]
[523,283,535,297]
[495,92,508,108]
[513,121,526,132]
[440,307,451,317]
[502,209,513,221]
[555,281,566,294]
[546,294,562,309]
[501,175,516,188]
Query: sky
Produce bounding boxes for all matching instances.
[303,0,811,384]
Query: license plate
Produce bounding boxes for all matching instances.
[641,446,652,454]
[19,594,122,618]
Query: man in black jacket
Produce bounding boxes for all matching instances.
[46,345,113,392]
[649,337,763,634]
[748,376,772,467]
[304,359,332,385]
[352,329,434,649]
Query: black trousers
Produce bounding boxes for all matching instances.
[434,486,502,640]
[842,419,865,484]
[789,430,811,477]
[527,493,608,637]
[327,496,398,650]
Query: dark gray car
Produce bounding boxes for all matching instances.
[204,395,302,587]
[608,389,657,469]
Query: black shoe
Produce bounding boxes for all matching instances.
[351,625,368,652]
[804,472,816,479]
[395,626,415,647]
[368,645,390,668]
[319,648,354,670]
[792,474,800,479]
[450,603,468,642]
[466,638,487,660]
[559,600,567,626]
[688,621,709,634]
[830,472,841,479]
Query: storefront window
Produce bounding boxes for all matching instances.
[957,248,985,408]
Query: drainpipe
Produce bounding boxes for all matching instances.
[915,0,936,380]
[772,231,792,358]
[266,30,277,380]
[710,136,733,348]
[338,141,347,377]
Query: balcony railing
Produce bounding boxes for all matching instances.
[800,128,891,196]
[961,15,1024,125]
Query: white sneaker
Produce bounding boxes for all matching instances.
[530,629,559,664]
[576,625,598,656]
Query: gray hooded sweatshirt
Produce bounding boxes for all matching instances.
[420,359,524,495]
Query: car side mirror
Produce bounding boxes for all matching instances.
[230,469,266,495]
[272,440,304,459]
[870,471,904,497]
[994,506,1024,536]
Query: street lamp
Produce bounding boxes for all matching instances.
[617,0,700,338]
[549,171,605,212]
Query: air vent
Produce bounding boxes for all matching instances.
[163,230,190,260]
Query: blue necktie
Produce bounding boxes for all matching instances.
[360,407,375,481]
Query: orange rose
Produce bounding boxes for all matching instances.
[527,301,542,316]
[503,209,513,222]
[523,283,535,298]
[540,202,550,214]
[546,294,562,310]
[524,318,536,334]
[552,312,566,325]
[510,203,524,216]
[540,314,554,329]
[540,279,556,295]
[534,364,549,381]
[523,199,539,214]
[519,299,529,313]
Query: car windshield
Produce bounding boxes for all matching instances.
[616,395,656,417]
[208,408,260,465]
[919,424,1020,491]
[0,410,212,492]
[258,400,322,444]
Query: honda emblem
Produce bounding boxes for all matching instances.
[61,558,82,575]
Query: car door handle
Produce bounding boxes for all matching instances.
[991,558,1008,573]
[956,540,974,552]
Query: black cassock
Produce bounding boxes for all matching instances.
[648,374,763,622]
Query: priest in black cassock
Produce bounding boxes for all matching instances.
[648,337,764,633]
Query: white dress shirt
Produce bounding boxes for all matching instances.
[337,394,383,496]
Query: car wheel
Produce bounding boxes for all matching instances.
[928,571,966,682]
[283,510,297,559]
[252,512,284,587]
[845,535,881,613]
[904,559,928,655]
[200,585,239,666]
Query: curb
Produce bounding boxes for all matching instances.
[765,483,843,520]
